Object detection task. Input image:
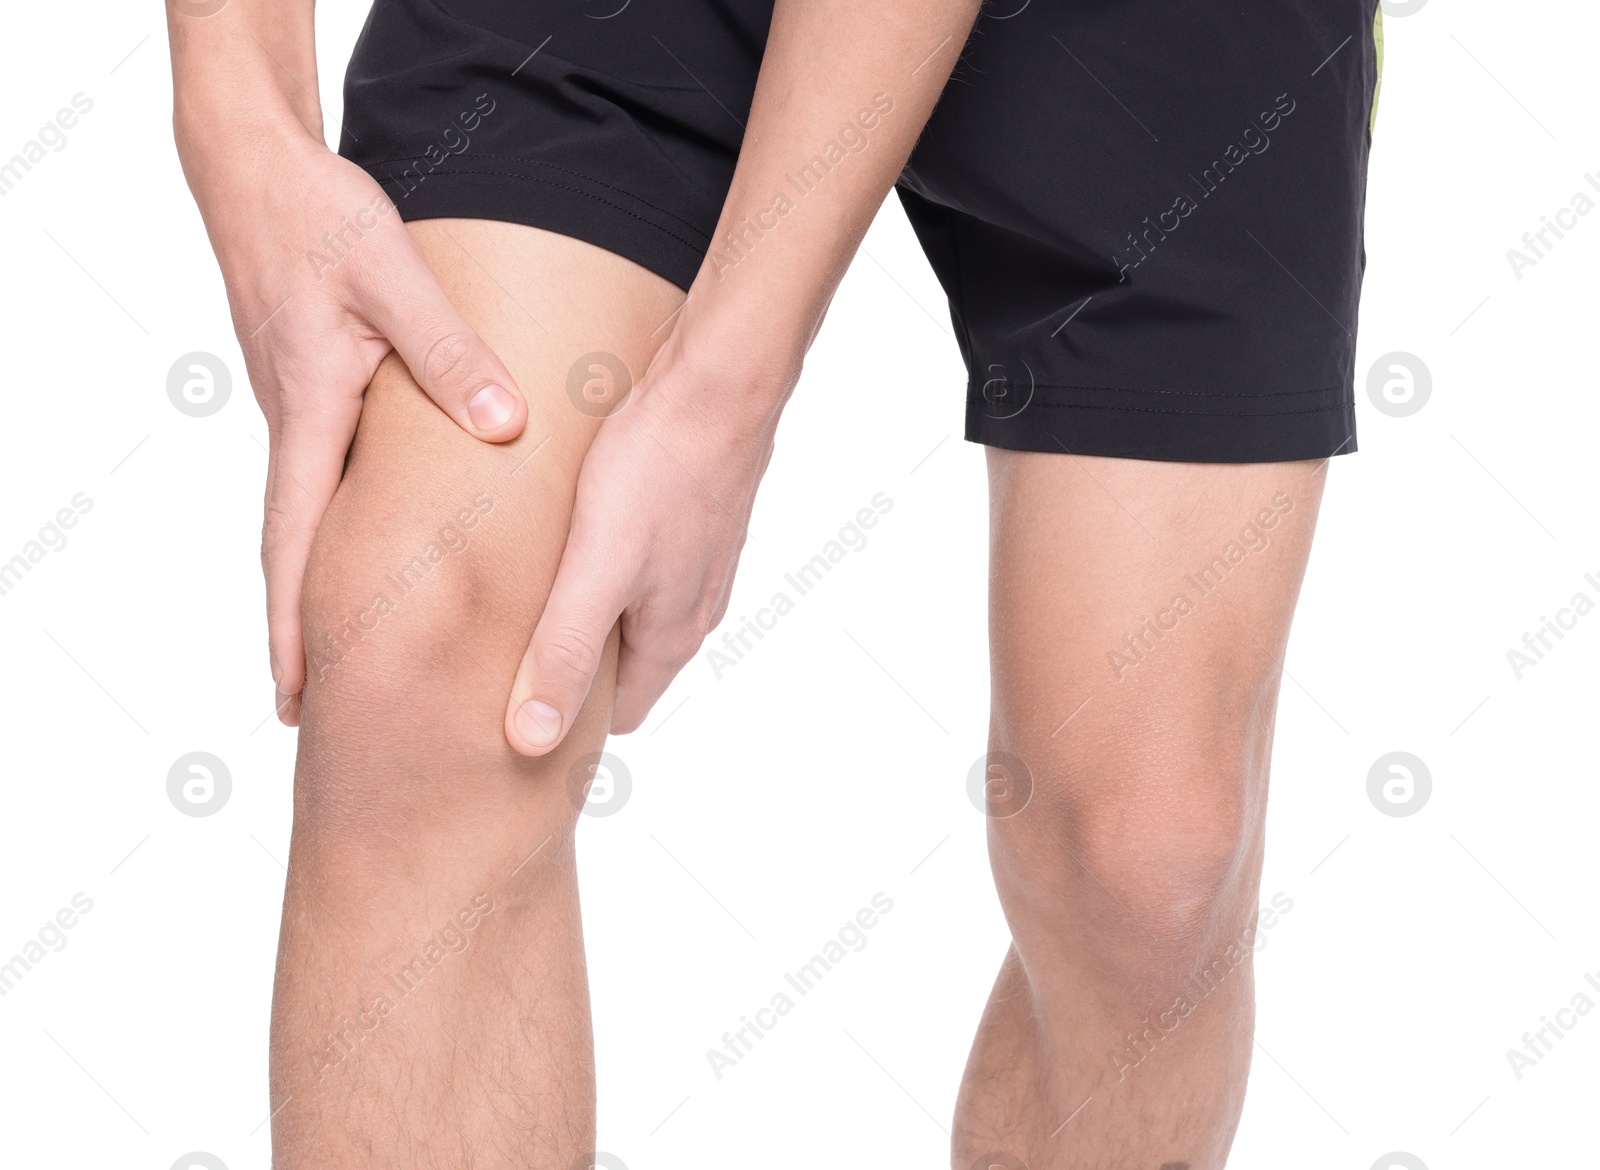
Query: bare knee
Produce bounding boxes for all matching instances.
[992,732,1265,964]
[1071,786,1252,949]
[301,490,511,721]
[292,458,594,849]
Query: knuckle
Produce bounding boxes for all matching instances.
[635,600,715,668]
[418,328,477,392]
[542,627,601,688]
[686,608,718,649]
[664,625,707,667]
[260,501,305,561]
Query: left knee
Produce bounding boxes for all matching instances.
[989,737,1264,961]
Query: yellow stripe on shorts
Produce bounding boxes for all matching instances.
[1371,4,1384,138]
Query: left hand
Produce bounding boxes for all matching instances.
[503,336,786,755]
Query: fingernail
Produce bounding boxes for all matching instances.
[270,651,282,686]
[515,699,562,749]
[468,384,515,431]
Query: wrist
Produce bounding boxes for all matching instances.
[174,103,327,224]
[168,0,323,153]
[657,294,804,434]
[174,89,317,166]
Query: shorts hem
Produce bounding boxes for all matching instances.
[358,164,707,291]
[965,385,1358,463]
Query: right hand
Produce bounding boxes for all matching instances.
[180,126,529,725]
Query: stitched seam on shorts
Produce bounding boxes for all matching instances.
[363,155,710,238]
[967,399,1352,419]
[371,168,708,254]
[975,382,1344,399]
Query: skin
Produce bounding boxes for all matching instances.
[164,0,980,735]
[166,0,535,725]
[170,0,1333,1164]
[960,452,1327,1168]
[498,0,986,755]
[272,219,675,1165]
[278,229,1328,1162]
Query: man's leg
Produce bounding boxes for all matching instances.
[954,451,1328,1170]
[268,219,682,1167]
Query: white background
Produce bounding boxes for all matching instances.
[2,1,1598,1167]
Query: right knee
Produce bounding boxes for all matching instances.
[292,479,586,842]
[300,501,507,728]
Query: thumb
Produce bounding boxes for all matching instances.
[505,547,630,756]
[362,260,528,443]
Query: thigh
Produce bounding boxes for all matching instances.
[985,450,1328,865]
[328,216,682,524]
[295,219,682,825]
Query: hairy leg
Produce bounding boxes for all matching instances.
[268,220,681,1167]
[954,451,1328,1170]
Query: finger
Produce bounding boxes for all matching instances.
[360,260,528,444]
[262,407,357,721]
[504,549,631,757]
[611,637,690,735]
[274,689,302,728]
[610,587,722,735]
[613,540,746,733]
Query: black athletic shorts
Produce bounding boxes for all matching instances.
[340,0,1383,462]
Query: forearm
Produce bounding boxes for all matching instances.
[167,0,322,160]
[673,0,981,406]
[166,0,341,298]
